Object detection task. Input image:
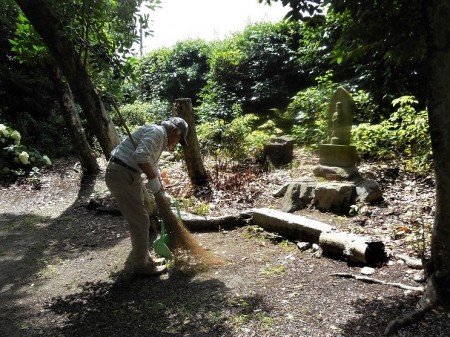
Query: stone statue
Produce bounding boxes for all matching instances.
[330,102,345,144]
[327,87,355,145]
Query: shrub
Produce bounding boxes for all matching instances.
[196,112,279,163]
[352,96,432,172]
[138,40,211,106]
[198,21,303,121]
[111,101,171,132]
[288,71,337,146]
[0,123,51,178]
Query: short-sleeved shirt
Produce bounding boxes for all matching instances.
[110,124,168,173]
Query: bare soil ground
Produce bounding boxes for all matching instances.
[1,150,449,337]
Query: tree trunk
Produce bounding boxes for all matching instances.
[48,63,99,173]
[14,0,120,158]
[385,4,450,334]
[425,0,450,300]
[172,98,209,186]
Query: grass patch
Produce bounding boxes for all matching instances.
[3,214,47,231]
[262,263,286,276]
[36,256,64,278]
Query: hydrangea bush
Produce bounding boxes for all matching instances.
[0,123,51,177]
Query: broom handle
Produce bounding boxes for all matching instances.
[111,98,138,149]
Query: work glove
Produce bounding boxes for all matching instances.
[160,191,173,205]
[147,177,162,194]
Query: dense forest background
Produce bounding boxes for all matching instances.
[0,0,431,178]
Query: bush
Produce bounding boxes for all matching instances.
[111,101,171,133]
[352,96,432,172]
[198,21,303,121]
[288,71,337,146]
[0,123,51,178]
[138,40,211,106]
[196,112,279,163]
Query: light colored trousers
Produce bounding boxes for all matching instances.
[105,161,157,268]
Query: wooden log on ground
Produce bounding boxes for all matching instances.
[180,212,250,231]
[90,199,249,231]
[319,231,386,265]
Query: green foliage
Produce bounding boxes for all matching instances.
[352,96,432,172]
[111,101,171,132]
[198,21,303,120]
[327,2,427,111]
[138,39,211,106]
[197,112,278,162]
[9,12,46,60]
[288,71,337,146]
[178,197,210,216]
[0,123,51,178]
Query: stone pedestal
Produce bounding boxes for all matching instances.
[264,136,294,167]
[319,144,357,167]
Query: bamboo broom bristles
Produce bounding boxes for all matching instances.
[146,190,224,270]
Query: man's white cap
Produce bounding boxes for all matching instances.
[169,117,188,146]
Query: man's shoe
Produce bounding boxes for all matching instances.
[134,263,167,277]
[151,256,166,265]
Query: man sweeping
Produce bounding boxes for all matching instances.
[105,117,188,276]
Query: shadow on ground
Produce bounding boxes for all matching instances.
[337,295,450,337]
[39,267,255,336]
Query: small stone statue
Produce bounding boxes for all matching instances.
[327,87,354,145]
[330,102,345,144]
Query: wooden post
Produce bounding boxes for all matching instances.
[172,98,209,186]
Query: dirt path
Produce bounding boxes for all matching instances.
[1,157,449,337]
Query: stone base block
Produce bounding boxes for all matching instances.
[319,144,357,167]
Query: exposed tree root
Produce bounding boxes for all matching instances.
[330,272,424,292]
[384,275,441,336]
[331,272,439,336]
[384,301,435,336]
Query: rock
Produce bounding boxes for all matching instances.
[313,164,360,180]
[361,267,375,275]
[281,177,317,212]
[297,241,312,251]
[354,178,383,203]
[313,182,354,212]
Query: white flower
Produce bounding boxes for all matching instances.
[18,151,29,165]
[1,127,9,137]
[10,130,21,142]
[0,124,6,135]
[42,155,52,166]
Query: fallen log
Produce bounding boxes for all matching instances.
[180,212,250,231]
[252,208,386,265]
[89,198,249,231]
[319,231,386,265]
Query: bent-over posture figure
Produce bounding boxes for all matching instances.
[105,117,188,276]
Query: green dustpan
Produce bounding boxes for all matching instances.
[153,220,172,259]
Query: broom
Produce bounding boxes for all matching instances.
[111,99,223,269]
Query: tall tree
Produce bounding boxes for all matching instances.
[14,0,120,158]
[260,0,450,334]
[47,63,99,172]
